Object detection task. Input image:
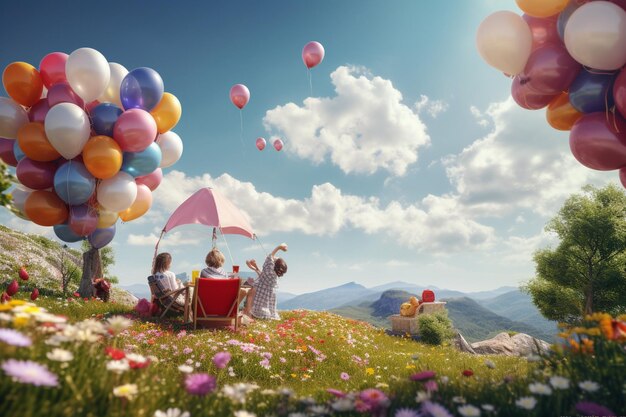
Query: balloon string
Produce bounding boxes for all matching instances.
[308,69,313,97]
[239,110,246,157]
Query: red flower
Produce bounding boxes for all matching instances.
[105,347,125,360]
[73,292,80,297]
[129,359,150,369]
[462,369,474,377]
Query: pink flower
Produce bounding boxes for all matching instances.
[576,401,615,416]
[340,372,350,380]
[410,370,436,381]
[183,347,193,355]
[327,388,346,398]
[424,380,438,392]
[212,351,231,369]
[359,388,389,410]
[184,373,216,396]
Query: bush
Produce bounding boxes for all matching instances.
[418,310,455,345]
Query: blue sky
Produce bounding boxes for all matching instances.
[1,1,618,294]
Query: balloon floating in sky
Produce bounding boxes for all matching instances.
[230,84,250,109]
[0,47,185,247]
[273,138,284,152]
[476,0,626,188]
[302,41,325,69]
[256,137,266,151]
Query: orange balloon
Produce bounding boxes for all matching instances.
[17,122,61,162]
[150,92,182,133]
[2,62,44,107]
[546,92,583,131]
[516,0,568,18]
[24,190,68,226]
[119,184,152,222]
[82,136,123,179]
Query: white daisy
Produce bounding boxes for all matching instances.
[528,382,552,395]
[458,404,481,416]
[549,376,570,390]
[153,408,190,417]
[106,359,130,374]
[46,348,74,362]
[515,396,537,410]
[578,380,600,392]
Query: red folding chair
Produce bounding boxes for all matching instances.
[192,278,241,330]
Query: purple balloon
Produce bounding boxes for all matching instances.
[69,204,98,236]
[511,76,557,110]
[523,14,560,50]
[613,67,626,119]
[88,225,116,249]
[0,138,18,166]
[569,112,626,171]
[28,99,51,123]
[521,44,581,95]
[47,82,85,108]
[16,158,58,189]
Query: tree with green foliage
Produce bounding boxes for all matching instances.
[525,184,626,323]
[0,162,14,208]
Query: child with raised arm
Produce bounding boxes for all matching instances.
[243,243,288,320]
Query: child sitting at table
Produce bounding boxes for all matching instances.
[200,247,228,278]
[243,243,288,320]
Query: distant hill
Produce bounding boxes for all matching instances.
[279,282,374,311]
[482,290,558,337]
[331,290,554,343]
[119,283,151,300]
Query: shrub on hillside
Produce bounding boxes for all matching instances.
[418,310,455,345]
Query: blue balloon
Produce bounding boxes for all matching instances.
[54,223,83,243]
[569,70,616,114]
[557,1,582,40]
[13,140,25,162]
[91,103,123,137]
[88,225,116,249]
[121,142,162,177]
[120,67,164,111]
[54,161,96,205]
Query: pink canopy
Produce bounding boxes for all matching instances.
[163,187,254,238]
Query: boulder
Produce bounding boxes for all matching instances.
[452,331,476,354]
[471,332,550,356]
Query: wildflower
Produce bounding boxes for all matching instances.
[222,383,259,403]
[515,396,536,410]
[2,359,58,387]
[549,376,570,390]
[340,372,350,380]
[327,388,346,398]
[107,316,132,334]
[0,328,32,347]
[212,351,231,369]
[458,405,481,417]
[113,383,138,400]
[439,376,449,384]
[126,353,150,369]
[462,369,474,377]
[184,373,216,396]
[182,347,193,355]
[453,396,466,404]
[359,388,389,410]
[233,412,256,417]
[178,364,193,373]
[481,404,494,412]
[154,408,190,417]
[483,359,495,369]
[422,401,453,417]
[46,348,74,362]
[575,401,615,416]
[106,360,130,374]
[528,382,552,395]
[424,380,438,392]
[395,408,420,417]
[599,316,614,339]
[309,405,329,415]
[415,391,431,403]
[105,346,126,360]
[259,358,270,369]
[366,367,375,375]
[410,370,436,381]
[578,380,600,392]
[331,398,354,412]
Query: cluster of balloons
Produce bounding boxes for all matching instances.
[477,0,626,185]
[0,47,184,248]
[228,41,325,152]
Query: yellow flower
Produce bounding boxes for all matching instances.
[586,328,601,337]
[0,304,12,312]
[366,367,375,375]
[8,300,27,307]
[599,317,614,340]
[290,373,297,378]
[13,315,29,328]
[405,365,416,370]
[113,384,138,400]
[23,306,41,314]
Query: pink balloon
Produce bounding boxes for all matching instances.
[511,76,557,110]
[113,108,157,152]
[39,52,68,89]
[47,82,85,108]
[16,158,58,189]
[613,67,626,119]
[619,167,626,189]
[273,138,284,151]
[256,137,266,151]
[569,112,626,171]
[28,99,50,123]
[136,168,163,191]
[302,41,325,69]
[0,138,18,166]
[522,14,560,50]
[521,43,580,95]
[230,84,250,109]
[69,204,98,236]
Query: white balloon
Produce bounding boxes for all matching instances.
[97,172,138,212]
[156,131,183,168]
[11,184,33,219]
[564,1,626,71]
[476,11,533,75]
[66,47,111,102]
[44,103,91,159]
[98,62,128,108]
[0,97,29,139]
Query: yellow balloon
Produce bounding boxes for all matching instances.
[516,0,568,18]
[97,209,119,228]
[119,184,152,222]
[150,92,182,134]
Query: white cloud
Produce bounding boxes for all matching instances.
[415,95,449,118]
[263,66,430,176]
[470,105,490,127]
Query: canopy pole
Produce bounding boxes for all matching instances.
[212,227,217,248]
[254,233,269,256]
[220,227,235,267]
[152,229,166,274]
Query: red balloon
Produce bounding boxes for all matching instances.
[521,44,581,95]
[39,52,68,88]
[619,167,626,188]
[16,158,58,189]
[47,82,85,108]
[135,168,163,191]
[273,138,284,151]
[114,109,157,152]
[230,84,250,109]
[256,137,266,151]
[302,41,325,69]
[0,138,18,166]
[511,76,557,110]
[569,112,626,171]
[28,98,51,123]
[522,14,560,50]
[613,67,626,119]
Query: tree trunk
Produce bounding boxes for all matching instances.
[584,264,593,316]
[78,248,102,298]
